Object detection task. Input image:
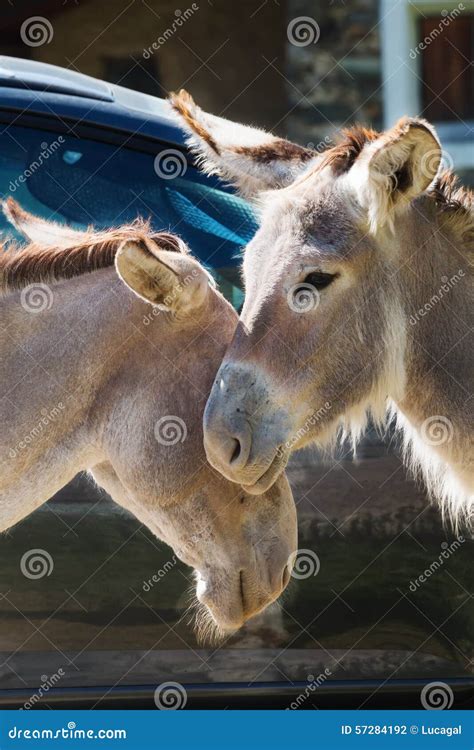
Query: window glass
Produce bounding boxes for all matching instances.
[0,124,471,694]
[0,126,256,308]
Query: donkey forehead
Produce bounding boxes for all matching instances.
[251,173,361,265]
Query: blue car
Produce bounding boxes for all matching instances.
[0,56,472,711]
[0,55,258,309]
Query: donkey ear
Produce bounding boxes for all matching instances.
[2,197,88,247]
[348,118,442,232]
[169,90,317,198]
[115,234,211,315]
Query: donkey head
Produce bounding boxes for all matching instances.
[171,91,442,492]
[4,200,297,636]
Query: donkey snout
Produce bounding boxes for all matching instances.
[204,363,289,489]
[204,364,267,480]
[204,419,252,477]
[197,556,293,632]
[241,552,294,621]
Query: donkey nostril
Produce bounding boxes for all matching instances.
[281,564,291,590]
[230,438,242,465]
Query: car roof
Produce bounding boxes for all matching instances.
[0,56,186,146]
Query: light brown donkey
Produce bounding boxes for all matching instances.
[0,199,297,637]
[170,90,473,529]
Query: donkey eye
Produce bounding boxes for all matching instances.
[303,271,337,290]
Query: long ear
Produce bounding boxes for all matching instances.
[169,89,318,198]
[2,197,89,247]
[347,117,442,232]
[115,234,211,316]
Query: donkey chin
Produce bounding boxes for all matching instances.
[191,552,294,642]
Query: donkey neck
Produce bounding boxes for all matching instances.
[1,266,234,519]
[0,269,134,510]
[386,201,472,493]
[0,269,189,512]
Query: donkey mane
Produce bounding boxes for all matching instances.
[322,125,379,175]
[0,203,185,292]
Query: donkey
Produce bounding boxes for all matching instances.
[170,90,473,528]
[0,198,297,637]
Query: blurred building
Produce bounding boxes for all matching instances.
[1,0,472,181]
[287,0,473,183]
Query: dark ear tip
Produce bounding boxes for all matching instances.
[151,232,188,255]
[3,195,19,214]
[168,88,194,112]
[2,195,25,227]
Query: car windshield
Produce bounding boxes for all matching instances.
[0,124,471,696]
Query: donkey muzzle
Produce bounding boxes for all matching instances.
[203,362,290,491]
